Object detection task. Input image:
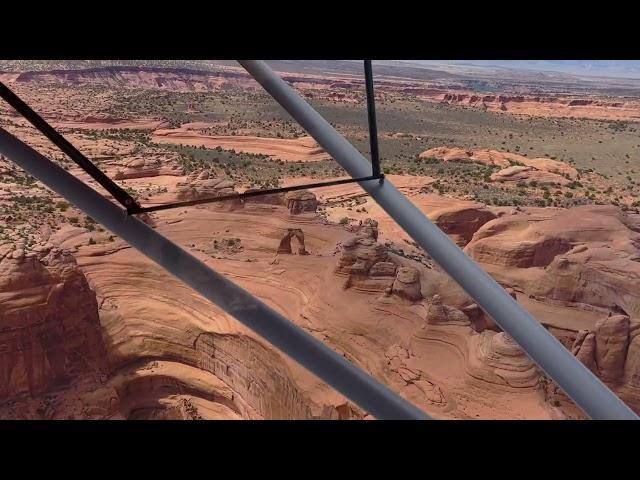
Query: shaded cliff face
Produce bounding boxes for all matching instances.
[0,243,107,401]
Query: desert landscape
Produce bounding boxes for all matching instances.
[0,60,639,420]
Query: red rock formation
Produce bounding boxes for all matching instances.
[428,204,497,246]
[572,330,597,372]
[573,315,631,382]
[243,189,285,206]
[465,205,640,318]
[425,295,470,325]
[595,315,630,381]
[468,331,539,388]
[284,190,318,215]
[419,147,476,164]
[349,218,379,241]
[369,261,396,277]
[0,243,107,401]
[490,165,570,186]
[384,344,446,405]
[335,235,422,301]
[560,314,640,416]
[392,267,423,301]
[336,236,388,277]
[419,147,578,180]
[174,172,240,208]
[277,228,308,255]
[113,158,184,180]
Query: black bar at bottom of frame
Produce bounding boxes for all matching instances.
[130,174,384,214]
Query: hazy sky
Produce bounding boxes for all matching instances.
[407,60,640,79]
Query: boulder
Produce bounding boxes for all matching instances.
[284,190,317,214]
[369,261,397,277]
[391,266,422,301]
[352,218,379,241]
[425,294,470,325]
[335,237,388,276]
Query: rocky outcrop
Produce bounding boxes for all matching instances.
[0,242,107,401]
[595,315,630,381]
[555,314,640,416]
[369,261,396,277]
[420,147,485,164]
[335,236,388,276]
[428,204,497,246]
[572,315,631,382]
[419,147,578,179]
[571,330,597,372]
[425,295,470,325]
[242,189,286,206]
[349,218,379,241]
[277,228,308,255]
[392,267,423,301]
[490,165,570,186]
[465,284,538,388]
[113,158,184,180]
[468,331,539,388]
[284,190,318,215]
[335,233,422,301]
[416,290,540,394]
[626,327,640,389]
[195,333,360,420]
[521,157,578,179]
[438,93,640,122]
[175,171,237,201]
[465,205,640,318]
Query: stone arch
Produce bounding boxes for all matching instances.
[277,229,308,255]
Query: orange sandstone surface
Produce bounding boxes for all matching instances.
[1,169,638,419]
[152,129,331,162]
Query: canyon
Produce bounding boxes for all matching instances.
[0,61,639,419]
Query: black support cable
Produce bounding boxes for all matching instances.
[0,60,386,216]
[0,81,141,213]
[364,60,381,179]
[135,174,383,214]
